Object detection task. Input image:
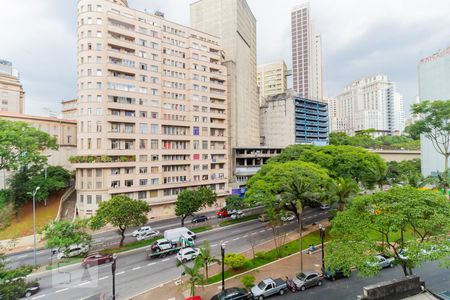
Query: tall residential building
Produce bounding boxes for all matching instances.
[418,46,450,176]
[75,0,228,217]
[324,96,338,132]
[257,60,288,104]
[190,0,259,148]
[336,74,405,136]
[291,2,323,100]
[0,59,25,114]
[260,90,329,148]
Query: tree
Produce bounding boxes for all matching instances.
[326,186,450,277]
[90,195,150,247]
[0,119,57,172]
[199,240,220,280]
[328,177,359,211]
[41,219,91,254]
[175,187,217,226]
[0,250,34,299]
[177,256,206,297]
[409,100,450,197]
[224,253,247,270]
[225,194,246,211]
[265,203,288,259]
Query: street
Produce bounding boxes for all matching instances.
[25,208,328,300]
[271,261,450,300]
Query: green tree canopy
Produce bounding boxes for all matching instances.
[0,251,34,299]
[90,195,150,247]
[326,186,450,277]
[175,187,216,226]
[330,132,420,150]
[41,219,91,253]
[225,194,246,211]
[0,119,57,171]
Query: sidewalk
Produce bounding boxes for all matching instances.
[130,222,327,300]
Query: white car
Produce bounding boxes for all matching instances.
[281,213,296,222]
[319,203,330,210]
[136,230,160,241]
[176,247,200,263]
[231,210,244,219]
[57,244,89,260]
[132,226,153,237]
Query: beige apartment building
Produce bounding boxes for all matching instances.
[0,112,77,188]
[62,98,79,120]
[0,60,25,114]
[75,0,228,217]
[257,61,288,105]
[190,0,259,148]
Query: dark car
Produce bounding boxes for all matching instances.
[322,267,350,281]
[192,215,208,223]
[210,287,250,300]
[81,254,113,268]
[24,282,40,298]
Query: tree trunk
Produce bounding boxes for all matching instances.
[400,263,408,276]
[181,215,186,227]
[205,263,209,280]
[119,227,126,247]
[299,214,303,273]
[445,154,449,199]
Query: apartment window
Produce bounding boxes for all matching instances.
[151,124,158,134]
[96,82,102,89]
[139,63,147,70]
[202,140,208,149]
[150,139,158,150]
[139,155,148,162]
[87,195,92,204]
[96,69,102,76]
[96,5,102,12]
[96,31,102,38]
[96,181,102,189]
[193,140,199,150]
[139,167,148,174]
[97,138,101,149]
[96,18,102,25]
[151,155,159,161]
[96,108,103,116]
[111,181,120,188]
[125,180,133,187]
[151,112,158,119]
[139,139,147,149]
[138,191,147,200]
[87,138,92,149]
[139,123,148,134]
[151,178,159,185]
[151,167,158,174]
[111,168,120,175]
[96,169,102,177]
[79,195,84,203]
[97,95,102,102]
[96,43,102,50]
[139,179,148,186]
[193,127,199,136]
[96,195,102,204]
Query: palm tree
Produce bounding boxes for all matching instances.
[329,177,359,211]
[177,255,206,297]
[199,240,221,280]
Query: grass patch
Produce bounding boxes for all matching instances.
[0,191,62,240]
[219,215,259,227]
[46,257,83,270]
[207,228,331,284]
[101,236,161,255]
[191,226,212,234]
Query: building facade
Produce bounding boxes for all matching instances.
[190,0,259,148]
[336,74,405,136]
[291,2,323,100]
[62,98,79,120]
[418,46,450,176]
[0,112,77,189]
[0,60,25,114]
[260,91,329,148]
[257,61,288,105]
[75,0,228,217]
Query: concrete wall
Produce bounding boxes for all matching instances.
[370,150,421,162]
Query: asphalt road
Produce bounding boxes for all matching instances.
[25,208,328,300]
[6,207,264,269]
[269,261,450,300]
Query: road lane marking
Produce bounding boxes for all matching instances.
[78,281,91,286]
[99,276,109,280]
[116,271,125,275]
[243,235,249,238]
[56,288,69,293]
[162,258,170,262]
[259,230,265,233]
[18,255,28,259]
[132,266,141,270]
[251,232,257,235]
[147,262,156,266]
[32,295,46,299]
[232,238,239,241]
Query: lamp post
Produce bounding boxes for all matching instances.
[221,242,225,292]
[319,224,325,271]
[27,186,40,267]
[112,253,118,300]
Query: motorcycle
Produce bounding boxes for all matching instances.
[285,276,297,293]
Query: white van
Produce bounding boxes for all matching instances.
[164,227,196,243]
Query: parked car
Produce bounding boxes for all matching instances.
[258,214,268,222]
[321,267,350,281]
[177,247,200,263]
[136,230,160,241]
[57,244,89,260]
[217,208,231,218]
[281,212,296,222]
[23,282,40,298]
[293,271,322,291]
[164,227,196,243]
[192,215,208,223]
[251,278,287,299]
[82,253,113,268]
[368,254,395,269]
[210,287,250,300]
[132,226,153,237]
[231,210,244,219]
[319,203,330,210]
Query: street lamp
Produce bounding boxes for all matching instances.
[220,242,225,292]
[319,224,325,271]
[111,253,118,300]
[27,186,40,267]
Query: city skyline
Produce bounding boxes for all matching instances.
[1,0,450,117]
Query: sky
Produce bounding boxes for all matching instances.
[1,0,449,118]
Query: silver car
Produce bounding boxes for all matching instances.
[293,271,322,291]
